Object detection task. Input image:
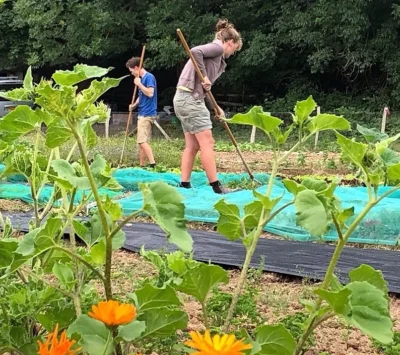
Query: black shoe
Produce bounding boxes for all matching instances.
[210,180,233,194]
[179,182,192,189]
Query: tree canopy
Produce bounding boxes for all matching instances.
[1,0,400,110]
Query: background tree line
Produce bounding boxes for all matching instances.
[1,0,400,126]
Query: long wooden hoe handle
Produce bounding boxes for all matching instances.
[119,45,146,166]
[176,29,255,181]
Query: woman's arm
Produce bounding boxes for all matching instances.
[190,42,223,78]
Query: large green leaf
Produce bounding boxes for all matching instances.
[378,148,400,165]
[357,124,388,143]
[67,315,113,355]
[140,181,193,253]
[52,65,113,86]
[175,264,228,303]
[345,281,393,344]
[251,324,296,355]
[301,178,328,192]
[349,264,389,299]
[117,320,146,342]
[15,217,62,257]
[23,66,34,91]
[387,163,400,181]
[51,159,91,190]
[215,199,264,242]
[243,200,263,229]
[138,308,187,339]
[336,132,368,169]
[0,239,19,269]
[271,125,293,145]
[226,106,282,134]
[283,179,306,196]
[89,240,106,265]
[52,262,75,288]
[0,87,29,101]
[294,96,317,124]
[35,84,76,118]
[166,251,197,275]
[314,288,351,315]
[75,77,127,116]
[0,106,41,142]
[131,283,181,313]
[294,190,329,237]
[253,191,281,211]
[215,200,242,241]
[45,119,73,148]
[307,114,350,133]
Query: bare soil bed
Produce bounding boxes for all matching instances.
[111,250,399,355]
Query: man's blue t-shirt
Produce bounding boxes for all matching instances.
[138,72,157,117]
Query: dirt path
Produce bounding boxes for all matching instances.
[215,150,350,177]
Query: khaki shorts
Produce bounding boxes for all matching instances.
[137,116,156,144]
[173,91,212,134]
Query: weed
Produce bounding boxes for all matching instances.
[296,152,307,167]
[279,312,315,347]
[372,331,400,354]
[326,158,337,170]
[207,286,263,329]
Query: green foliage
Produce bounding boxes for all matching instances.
[372,331,400,355]
[206,286,262,327]
[249,324,296,355]
[0,0,139,68]
[279,312,315,346]
[141,181,193,253]
[0,65,195,354]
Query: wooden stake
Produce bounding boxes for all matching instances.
[381,107,390,133]
[250,126,256,144]
[314,106,321,150]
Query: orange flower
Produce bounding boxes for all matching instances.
[88,300,136,326]
[37,324,79,355]
[185,330,252,355]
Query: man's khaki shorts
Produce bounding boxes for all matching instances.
[173,91,212,134]
[137,116,156,144]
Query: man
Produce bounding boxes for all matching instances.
[126,57,157,168]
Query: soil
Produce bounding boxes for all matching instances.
[215,150,350,177]
[110,249,399,355]
[0,199,31,212]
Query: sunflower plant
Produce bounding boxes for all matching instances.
[0,65,192,354]
[208,97,399,354]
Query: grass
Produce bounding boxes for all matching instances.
[16,121,349,171]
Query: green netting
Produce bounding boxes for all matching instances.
[114,169,400,246]
[0,165,399,245]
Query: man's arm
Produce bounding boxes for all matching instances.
[129,97,139,111]
[134,77,154,98]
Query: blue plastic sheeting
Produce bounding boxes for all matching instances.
[0,183,122,205]
[115,169,400,246]
[0,165,399,245]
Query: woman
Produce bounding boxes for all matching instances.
[173,19,242,194]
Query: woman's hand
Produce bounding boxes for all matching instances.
[202,76,212,91]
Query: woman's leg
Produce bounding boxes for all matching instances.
[181,132,200,182]
[194,129,217,183]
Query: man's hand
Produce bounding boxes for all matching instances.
[201,76,212,91]
[134,77,141,86]
[129,103,137,112]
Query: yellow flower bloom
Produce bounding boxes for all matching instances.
[185,330,252,355]
[37,324,79,355]
[88,300,136,326]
